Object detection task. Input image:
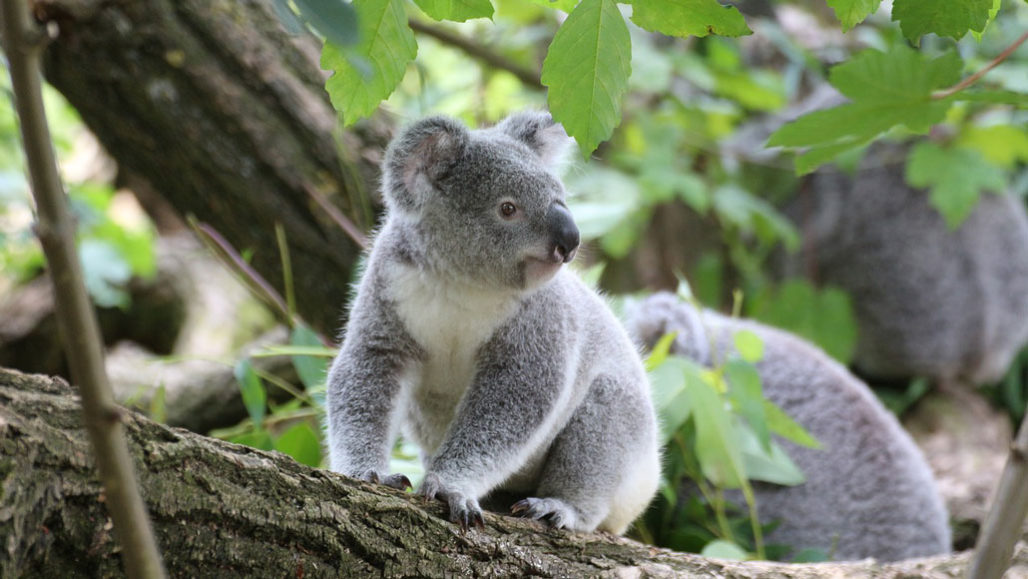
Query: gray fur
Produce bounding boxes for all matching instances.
[326,111,660,534]
[781,143,1028,384]
[627,292,952,562]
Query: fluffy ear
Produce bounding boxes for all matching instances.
[495,111,574,171]
[382,116,470,213]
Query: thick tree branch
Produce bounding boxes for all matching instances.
[0,1,164,576]
[3,367,1028,578]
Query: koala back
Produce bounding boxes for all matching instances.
[627,293,952,562]
[784,143,1028,384]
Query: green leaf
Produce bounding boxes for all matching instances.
[725,360,769,452]
[78,239,133,308]
[293,0,360,46]
[957,125,1028,168]
[542,0,631,154]
[971,0,1002,41]
[149,384,167,424]
[732,330,764,363]
[649,357,695,444]
[413,0,494,21]
[764,400,821,449]
[290,324,329,390]
[234,359,268,428]
[688,372,746,488]
[891,0,994,42]
[322,0,417,126]
[630,0,750,39]
[646,331,679,372]
[906,142,1006,228]
[748,280,856,364]
[829,47,962,104]
[954,90,1028,106]
[274,422,323,467]
[825,0,881,32]
[738,425,806,485]
[701,539,749,560]
[229,429,275,451]
[271,0,306,36]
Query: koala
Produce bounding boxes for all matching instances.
[781,142,1028,385]
[325,112,661,534]
[627,292,951,562]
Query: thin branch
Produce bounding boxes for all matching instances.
[408,19,544,90]
[0,1,166,577]
[933,30,1028,100]
[304,183,368,250]
[967,407,1028,579]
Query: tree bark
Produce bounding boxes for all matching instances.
[2,366,1026,578]
[34,0,392,337]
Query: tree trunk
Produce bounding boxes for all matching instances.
[1,366,1026,578]
[35,0,392,337]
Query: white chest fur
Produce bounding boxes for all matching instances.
[386,265,520,454]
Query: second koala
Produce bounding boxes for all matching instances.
[326,112,660,533]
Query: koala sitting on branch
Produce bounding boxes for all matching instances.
[326,112,661,534]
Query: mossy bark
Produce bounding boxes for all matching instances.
[2,366,1026,578]
[35,0,391,337]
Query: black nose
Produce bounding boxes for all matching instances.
[546,202,580,263]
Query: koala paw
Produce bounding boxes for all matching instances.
[419,472,485,531]
[510,497,579,530]
[362,470,412,491]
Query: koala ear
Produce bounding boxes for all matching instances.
[495,111,575,171]
[383,116,470,213]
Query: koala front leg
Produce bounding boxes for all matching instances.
[326,304,422,490]
[419,315,570,529]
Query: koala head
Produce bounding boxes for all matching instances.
[382,111,580,291]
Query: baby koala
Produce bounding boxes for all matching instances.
[325,112,660,534]
[628,292,951,561]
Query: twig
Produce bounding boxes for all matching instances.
[0,1,166,578]
[967,406,1028,579]
[933,30,1028,100]
[407,19,543,90]
[304,183,369,250]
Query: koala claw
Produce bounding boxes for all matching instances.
[363,470,412,491]
[510,497,578,530]
[419,473,484,531]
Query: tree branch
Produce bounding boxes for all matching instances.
[968,407,1028,579]
[932,30,1028,100]
[408,19,544,90]
[0,1,165,577]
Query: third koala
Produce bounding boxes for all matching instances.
[325,112,660,533]
[628,292,952,562]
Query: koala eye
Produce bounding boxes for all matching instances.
[500,201,518,218]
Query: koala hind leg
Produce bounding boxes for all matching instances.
[512,375,658,534]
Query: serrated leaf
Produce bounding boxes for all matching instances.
[413,0,494,22]
[892,0,994,42]
[732,330,764,363]
[274,422,323,467]
[906,142,1007,228]
[234,359,267,428]
[957,125,1028,168]
[829,47,962,104]
[825,0,881,32]
[542,0,631,154]
[322,0,417,126]
[630,0,750,39]
[293,0,359,46]
[291,324,329,390]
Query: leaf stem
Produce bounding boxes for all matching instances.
[932,30,1028,100]
[407,19,543,89]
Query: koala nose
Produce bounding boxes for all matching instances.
[547,202,580,263]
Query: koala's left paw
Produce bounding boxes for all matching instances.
[419,472,485,531]
[511,497,579,530]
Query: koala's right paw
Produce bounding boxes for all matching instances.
[419,472,485,531]
[361,470,412,491]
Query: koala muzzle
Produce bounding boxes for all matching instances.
[547,202,580,263]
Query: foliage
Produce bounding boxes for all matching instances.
[636,288,821,560]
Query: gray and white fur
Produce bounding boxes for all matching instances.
[326,112,660,534]
[627,292,951,562]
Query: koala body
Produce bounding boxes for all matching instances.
[628,293,951,561]
[326,112,660,534]
[783,143,1028,384]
